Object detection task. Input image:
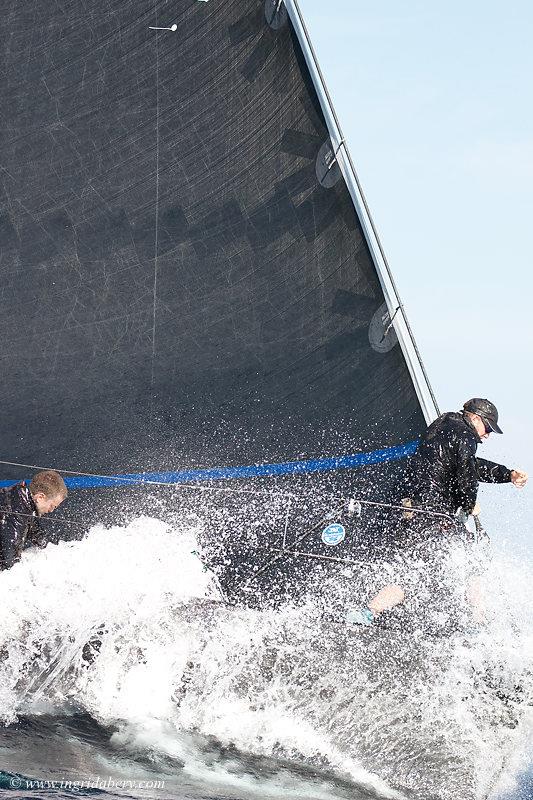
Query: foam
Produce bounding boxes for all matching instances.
[0,515,531,800]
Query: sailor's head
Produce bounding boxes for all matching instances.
[29,470,68,515]
[463,398,502,440]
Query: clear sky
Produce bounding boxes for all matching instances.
[298,0,533,552]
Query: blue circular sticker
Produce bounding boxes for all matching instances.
[321,523,345,546]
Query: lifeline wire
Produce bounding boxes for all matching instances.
[347,496,453,522]
[235,501,349,591]
[0,509,80,527]
[0,458,297,500]
[0,457,460,523]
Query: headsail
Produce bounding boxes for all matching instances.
[1,0,436,580]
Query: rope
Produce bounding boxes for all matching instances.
[229,497,466,591]
[349,496,454,522]
[234,501,349,592]
[0,458,476,580]
[0,464,463,526]
[0,508,79,527]
[0,458,296,500]
[256,545,364,569]
[0,461,458,536]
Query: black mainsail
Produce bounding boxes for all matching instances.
[1,0,437,588]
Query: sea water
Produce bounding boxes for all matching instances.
[0,514,531,800]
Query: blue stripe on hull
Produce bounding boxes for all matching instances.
[0,440,418,489]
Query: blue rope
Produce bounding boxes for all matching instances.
[0,440,418,490]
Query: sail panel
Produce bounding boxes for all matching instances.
[0,0,427,484]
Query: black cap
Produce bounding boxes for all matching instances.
[463,398,503,434]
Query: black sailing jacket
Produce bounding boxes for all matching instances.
[0,482,46,570]
[403,411,512,516]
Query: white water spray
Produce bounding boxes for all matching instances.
[0,516,531,800]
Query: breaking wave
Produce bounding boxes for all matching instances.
[0,514,531,800]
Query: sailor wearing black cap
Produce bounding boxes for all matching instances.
[400,398,527,518]
[345,398,528,627]
[463,398,504,435]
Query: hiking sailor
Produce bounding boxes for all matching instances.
[0,470,68,571]
[347,399,528,626]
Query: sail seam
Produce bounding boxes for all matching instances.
[150,5,160,403]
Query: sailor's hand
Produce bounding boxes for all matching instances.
[511,469,528,488]
[471,502,481,516]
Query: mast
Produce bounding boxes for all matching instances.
[285,0,439,423]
